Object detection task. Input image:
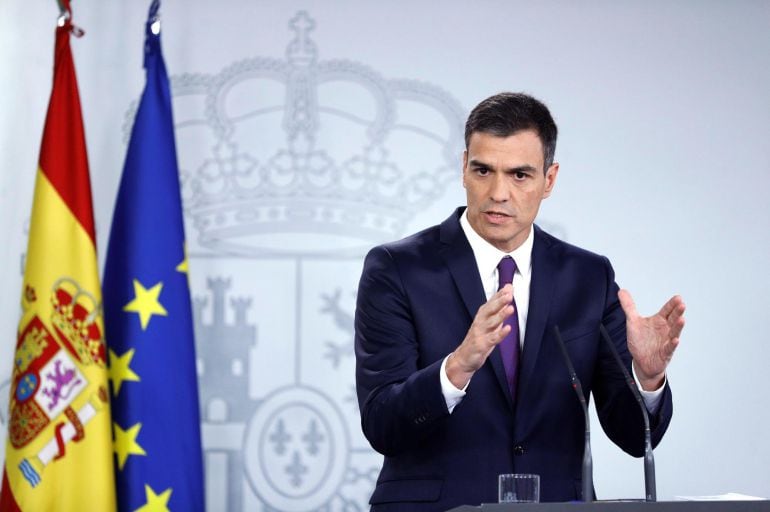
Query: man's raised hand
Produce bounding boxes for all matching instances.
[619,289,686,391]
[446,284,515,389]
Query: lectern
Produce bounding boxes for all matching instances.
[449,501,770,512]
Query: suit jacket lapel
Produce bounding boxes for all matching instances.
[439,209,485,318]
[439,208,513,407]
[517,225,559,398]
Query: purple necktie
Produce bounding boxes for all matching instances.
[497,256,520,400]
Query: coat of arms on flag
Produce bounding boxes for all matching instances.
[10,278,109,482]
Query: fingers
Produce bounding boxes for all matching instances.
[490,284,514,308]
[453,289,515,375]
[660,295,686,339]
[484,305,513,332]
[491,322,513,345]
[480,285,514,319]
[659,294,685,319]
[664,336,681,358]
[618,289,638,319]
[623,290,687,339]
[475,284,515,341]
[668,305,686,340]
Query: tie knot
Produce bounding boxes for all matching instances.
[497,256,517,289]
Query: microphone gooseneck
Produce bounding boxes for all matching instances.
[553,325,593,502]
[598,323,657,502]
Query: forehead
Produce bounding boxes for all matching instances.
[467,130,545,167]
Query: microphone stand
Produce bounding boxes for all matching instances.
[553,325,593,502]
[599,323,657,502]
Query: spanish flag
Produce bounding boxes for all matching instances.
[0,4,117,511]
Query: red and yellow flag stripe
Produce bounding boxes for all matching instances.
[0,7,116,512]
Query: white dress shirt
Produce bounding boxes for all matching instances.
[439,210,664,414]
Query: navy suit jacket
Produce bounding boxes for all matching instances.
[354,208,672,511]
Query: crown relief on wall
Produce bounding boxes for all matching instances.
[122,10,467,258]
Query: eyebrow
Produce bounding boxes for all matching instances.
[468,159,538,174]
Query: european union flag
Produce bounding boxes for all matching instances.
[103,2,204,510]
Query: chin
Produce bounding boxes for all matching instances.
[485,236,513,251]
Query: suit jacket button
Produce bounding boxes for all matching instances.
[513,444,525,456]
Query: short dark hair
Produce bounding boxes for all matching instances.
[464,92,558,171]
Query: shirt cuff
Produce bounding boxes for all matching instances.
[632,364,667,415]
[440,354,468,413]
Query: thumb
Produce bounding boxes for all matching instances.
[618,289,638,319]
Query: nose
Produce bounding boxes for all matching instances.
[489,173,508,202]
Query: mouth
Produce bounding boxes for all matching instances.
[482,210,513,224]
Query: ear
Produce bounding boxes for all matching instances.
[461,150,468,188]
[542,162,559,198]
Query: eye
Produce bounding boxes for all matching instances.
[474,167,490,177]
[513,171,528,180]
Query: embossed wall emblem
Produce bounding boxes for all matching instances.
[126,10,465,512]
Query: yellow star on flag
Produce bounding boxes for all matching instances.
[123,279,168,330]
[114,422,147,470]
[176,244,188,274]
[134,484,172,512]
[109,348,140,396]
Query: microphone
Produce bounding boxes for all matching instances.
[553,325,592,502]
[598,323,657,502]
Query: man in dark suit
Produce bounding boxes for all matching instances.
[354,92,686,510]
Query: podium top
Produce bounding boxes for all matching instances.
[448,501,770,512]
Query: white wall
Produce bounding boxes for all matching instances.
[1,1,769,509]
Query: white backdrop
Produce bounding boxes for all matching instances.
[1,1,769,510]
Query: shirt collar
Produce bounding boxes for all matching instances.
[460,208,534,281]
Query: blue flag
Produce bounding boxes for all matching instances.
[103,2,205,510]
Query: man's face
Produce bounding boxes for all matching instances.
[462,130,559,252]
